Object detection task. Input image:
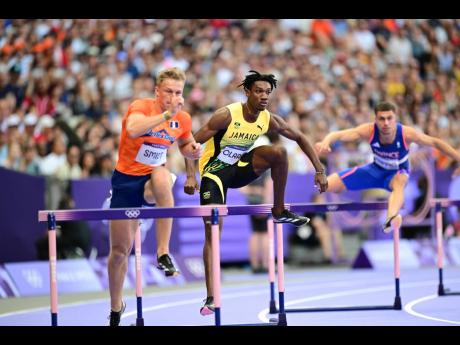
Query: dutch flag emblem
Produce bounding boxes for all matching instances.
[170,121,179,128]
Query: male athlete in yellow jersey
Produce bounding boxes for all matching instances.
[184,70,328,315]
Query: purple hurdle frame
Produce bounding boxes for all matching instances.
[431,198,460,296]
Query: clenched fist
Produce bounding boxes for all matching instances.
[314,141,332,155]
[184,176,200,195]
[314,171,328,193]
[187,142,202,160]
[168,95,185,116]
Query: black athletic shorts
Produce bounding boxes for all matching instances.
[200,150,260,205]
[110,169,152,208]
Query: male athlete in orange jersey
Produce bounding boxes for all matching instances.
[108,67,201,326]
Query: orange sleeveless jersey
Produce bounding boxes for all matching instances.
[115,98,192,176]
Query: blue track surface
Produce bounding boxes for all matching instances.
[1,267,459,326]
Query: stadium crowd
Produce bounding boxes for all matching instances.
[1,19,459,185]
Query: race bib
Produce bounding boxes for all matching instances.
[135,142,168,166]
[216,145,248,165]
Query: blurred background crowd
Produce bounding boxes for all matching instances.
[1,18,459,192]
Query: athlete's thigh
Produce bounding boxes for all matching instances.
[200,174,227,205]
[387,170,409,191]
[250,145,276,173]
[144,170,177,205]
[327,173,347,193]
[338,164,387,191]
[148,166,174,205]
[200,174,227,226]
[109,219,138,251]
[229,150,261,189]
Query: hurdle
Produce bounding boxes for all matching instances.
[274,201,406,314]
[38,201,392,326]
[431,198,460,296]
[38,205,228,326]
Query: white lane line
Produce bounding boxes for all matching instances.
[0,274,360,320]
[121,279,361,319]
[0,287,204,318]
[3,273,459,326]
[122,290,262,318]
[404,294,460,325]
[258,278,460,324]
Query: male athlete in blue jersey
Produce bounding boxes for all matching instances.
[315,101,460,233]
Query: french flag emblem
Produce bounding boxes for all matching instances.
[169,121,179,128]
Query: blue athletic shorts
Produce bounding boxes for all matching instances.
[338,163,409,192]
[109,169,152,208]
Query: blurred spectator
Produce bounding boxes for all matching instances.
[35,192,92,260]
[56,144,82,181]
[387,27,413,65]
[22,76,56,117]
[96,153,114,177]
[289,194,346,264]
[311,19,334,48]
[23,112,38,136]
[39,136,66,176]
[2,140,22,170]
[80,149,97,178]
[21,144,41,175]
[33,114,55,145]
[0,64,25,106]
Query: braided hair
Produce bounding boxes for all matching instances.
[238,70,277,91]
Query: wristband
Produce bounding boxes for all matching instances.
[163,111,171,121]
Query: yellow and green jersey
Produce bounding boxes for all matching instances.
[199,102,270,176]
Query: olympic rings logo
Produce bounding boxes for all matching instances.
[125,210,141,218]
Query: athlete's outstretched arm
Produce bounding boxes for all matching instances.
[126,96,184,138]
[404,126,460,176]
[268,113,328,192]
[183,107,232,195]
[315,123,374,155]
[177,136,202,160]
[193,107,232,144]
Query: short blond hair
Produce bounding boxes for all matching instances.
[156,67,186,86]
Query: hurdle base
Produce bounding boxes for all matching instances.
[438,283,446,296]
[214,308,221,326]
[136,318,144,326]
[269,300,278,314]
[225,322,277,326]
[439,287,460,296]
[277,313,287,326]
[286,305,397,313]
[393,296,402,310]
[51,313,58,326]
